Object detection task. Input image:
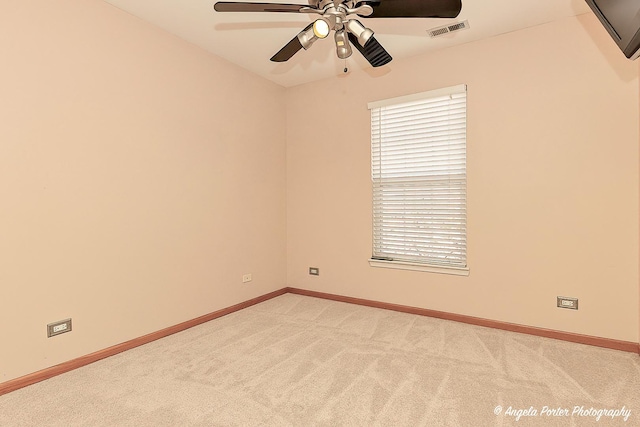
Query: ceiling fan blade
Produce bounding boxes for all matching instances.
[214,2,310,13]
[356,0,462,18]
[270,37,304,62]
[348,33,392,67]
[270,23,314,62]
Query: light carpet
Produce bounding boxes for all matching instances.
[1,293,639,426]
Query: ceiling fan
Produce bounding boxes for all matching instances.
[214,0,462,67]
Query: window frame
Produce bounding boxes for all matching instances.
[368,84,469,276]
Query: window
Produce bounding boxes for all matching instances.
[368,84,468,275]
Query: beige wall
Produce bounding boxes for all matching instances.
[2,2,638,386]
[0,0,286,382]
[286,14,640,342]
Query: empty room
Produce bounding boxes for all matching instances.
[1,0,639,425]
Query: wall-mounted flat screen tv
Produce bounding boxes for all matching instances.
[585,0,640,59]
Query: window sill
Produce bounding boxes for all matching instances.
[368,259,469,276]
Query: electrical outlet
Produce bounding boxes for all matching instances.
[242,273,252,283]
[557,296,578,310]
[47,318,72,337]
[309,267,319,276]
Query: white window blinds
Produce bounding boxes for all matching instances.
[369,84,467,269]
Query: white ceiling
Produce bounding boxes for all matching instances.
[101,0,592,87]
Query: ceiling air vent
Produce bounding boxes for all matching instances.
[427,20,470,38]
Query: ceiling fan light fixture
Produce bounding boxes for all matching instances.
[345,19,374,47]
[334,30,352,59]
[313,19,330,39]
